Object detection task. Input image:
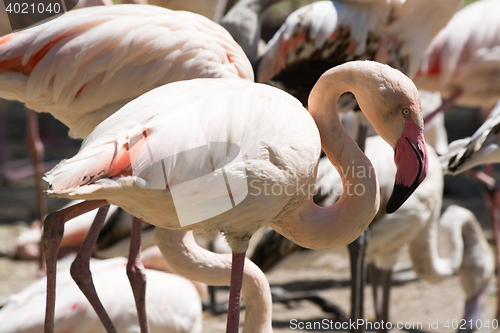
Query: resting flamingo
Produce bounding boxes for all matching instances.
[0,253,205,333]
[414,0,500,123]
[41,60,428,332]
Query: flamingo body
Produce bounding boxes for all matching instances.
[0,4,253,139]
[45,78,320,251]
[0,257,203,333]
[414,0,500,111]
[256,0,461,104]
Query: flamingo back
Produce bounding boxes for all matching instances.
[0,5,253,139]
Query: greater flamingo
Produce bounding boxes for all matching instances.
[0,255,204,333]
[414,0,500,122]
[256,0,462,105]
[42,60,428,332]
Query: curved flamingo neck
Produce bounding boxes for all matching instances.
[269,68,380,250]
[154,228,273,333]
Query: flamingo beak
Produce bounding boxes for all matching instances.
[386,121,429,214]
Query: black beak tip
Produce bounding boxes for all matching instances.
[385,183,414,214]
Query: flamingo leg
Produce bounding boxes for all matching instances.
[70,204,118,333]
[43,200,108,333]
[226,251,246,333]
[463,168,500,319]
[348,228,369,333]
[483,187,500,320]
[423,89,463,124]
[368,264,381,321]
[26,109,47,274]
[379,268,392,333]
[126,217,149,333]
[26,109,47,222]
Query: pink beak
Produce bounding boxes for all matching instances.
[386,120,429,214]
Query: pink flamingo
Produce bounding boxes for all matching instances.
[0,249,206,333]
[42,60,428,332]
[255,0,461,105]
[414,0,500,122]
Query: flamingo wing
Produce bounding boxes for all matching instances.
[257,1,378,104]
[415,0,500,108]
[441,99,500,174]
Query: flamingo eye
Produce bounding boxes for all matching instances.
[402,108,410,116]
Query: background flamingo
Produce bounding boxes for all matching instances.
[0,254,204,333]
[414,0,500,121]
[256,0,462,105]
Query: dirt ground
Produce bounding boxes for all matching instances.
[0,103,499,332]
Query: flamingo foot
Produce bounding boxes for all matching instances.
[126,217,149,333]
[43,200,108,333]
[226,251,246,333]
[70,204,117,333]
[348,228,369,333]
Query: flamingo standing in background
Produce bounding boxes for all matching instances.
[41,60,428,332]
[0,4,253,332]
[414,0,500,123]
[255,0,462,105]
[0,0,114,223]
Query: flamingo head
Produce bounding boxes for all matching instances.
[354,62,429,213]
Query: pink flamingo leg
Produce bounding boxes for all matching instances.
[26,109,47,274]
[126,217,149,333]
[466,168,500,320]
[43,200,108,333]
[226,251,246,333]
[26,109,47,222]
[70,204,118,333]
[423,89,463,124]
